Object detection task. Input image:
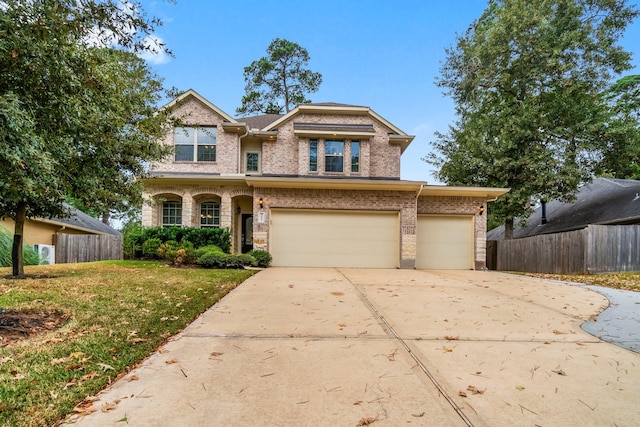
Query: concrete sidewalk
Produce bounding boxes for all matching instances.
[66,268,640,426]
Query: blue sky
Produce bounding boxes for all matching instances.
[139,0,640,183]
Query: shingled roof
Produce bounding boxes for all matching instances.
[487,178,640,240]
[47,204,122,236]
[236,114,283,130]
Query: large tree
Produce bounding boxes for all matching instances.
[596,74,640,178]
[236,38,322,115]
[0,0,175,277]
[427,0,638,238]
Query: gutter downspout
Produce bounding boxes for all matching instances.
[237,127,249,174]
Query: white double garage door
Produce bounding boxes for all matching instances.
[270,209,474,269]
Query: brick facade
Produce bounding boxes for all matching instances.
[140,90,503,269]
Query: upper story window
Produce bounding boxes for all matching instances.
[200,201,220,228]
[325,140,344,173]
[309,140,318,172]
[162,201,182,227]
[245,152,260,173]
[351,141,360,173]
[174,126,217,162]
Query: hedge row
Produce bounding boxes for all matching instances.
[124,226,231,259]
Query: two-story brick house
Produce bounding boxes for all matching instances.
[141,89,508,269]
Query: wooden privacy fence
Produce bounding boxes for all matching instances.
[54,233,122,263]
[491,224,640,274]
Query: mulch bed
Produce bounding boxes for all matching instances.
[0,309,70,346]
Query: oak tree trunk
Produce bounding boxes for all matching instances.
[11,202,27,277]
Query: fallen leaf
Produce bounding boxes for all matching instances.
[165,358,179,365]
[127,375,139,382]
[412,412,425,417]
[357,415,379,425]
[0,403,7,412]
[441,346,453,353]
[552,369,567,376]
[130,337,149,344]
[353,400,363,405]
[101,400,120,412]
[51,357,69,365]
[458,390,467,397]
[516,385,525,391]
[467,385,485,395]
[81,372,99,381]
[0,357,14,364]
[210,352,224,357]
[97,363,115,371]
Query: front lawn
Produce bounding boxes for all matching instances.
[0,261,255,427]
[523,272,640,292]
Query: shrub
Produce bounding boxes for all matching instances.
[247,250,272,268]
[0,225,41,267]
[142,238,162,259]
[126,226,231,259]
[196,252,257,269]
[194,245,224,259]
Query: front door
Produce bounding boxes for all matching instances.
[241,214,253,253]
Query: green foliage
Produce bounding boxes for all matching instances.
[237,38,322,115]
[196,252,257,269]
[0,262,255,427]
[426,0,639,237]
[122,221,144,259]
[247,249,272,268]
[596,75,640,179]
[0,225,40,267]
[157,240,196,265]
[142,238,163,259]
[128,227,231,259]
[194,245,225,259]
[0,0,176,276]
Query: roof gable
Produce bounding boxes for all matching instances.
[162,89,238,123]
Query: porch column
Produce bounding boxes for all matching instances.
[182,193,194,227]
[220,191,232,229]
[141,192,153,227]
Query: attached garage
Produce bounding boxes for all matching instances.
[270,209,399,268]
[416,215,474,269]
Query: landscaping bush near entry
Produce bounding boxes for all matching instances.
[125,226,231,259]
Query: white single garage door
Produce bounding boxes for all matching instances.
[270,209,399,268]
[416,215,474,269]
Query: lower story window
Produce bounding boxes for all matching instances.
[162,201,182,227]
[200,201,220,227]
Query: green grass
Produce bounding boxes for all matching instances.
[521,271,640,292]
[0,261,256,427]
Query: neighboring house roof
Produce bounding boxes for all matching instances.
[36,204,122,236]
[487,177,640,240]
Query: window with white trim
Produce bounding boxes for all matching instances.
[174,127,217,162]
[200,201,220,228]
[162,201,182,227]
[324,140,344,172]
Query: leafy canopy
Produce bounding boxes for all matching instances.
[0,0,175,275]
[596,74,640,179]
[237,38,322,115]
[426,0,638,237]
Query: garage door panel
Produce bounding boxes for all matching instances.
[417,216,473,270]
[270,210,399,268]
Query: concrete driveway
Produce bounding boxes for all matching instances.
[67,268,640,426]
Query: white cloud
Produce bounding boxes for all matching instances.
[138,35,171,65]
